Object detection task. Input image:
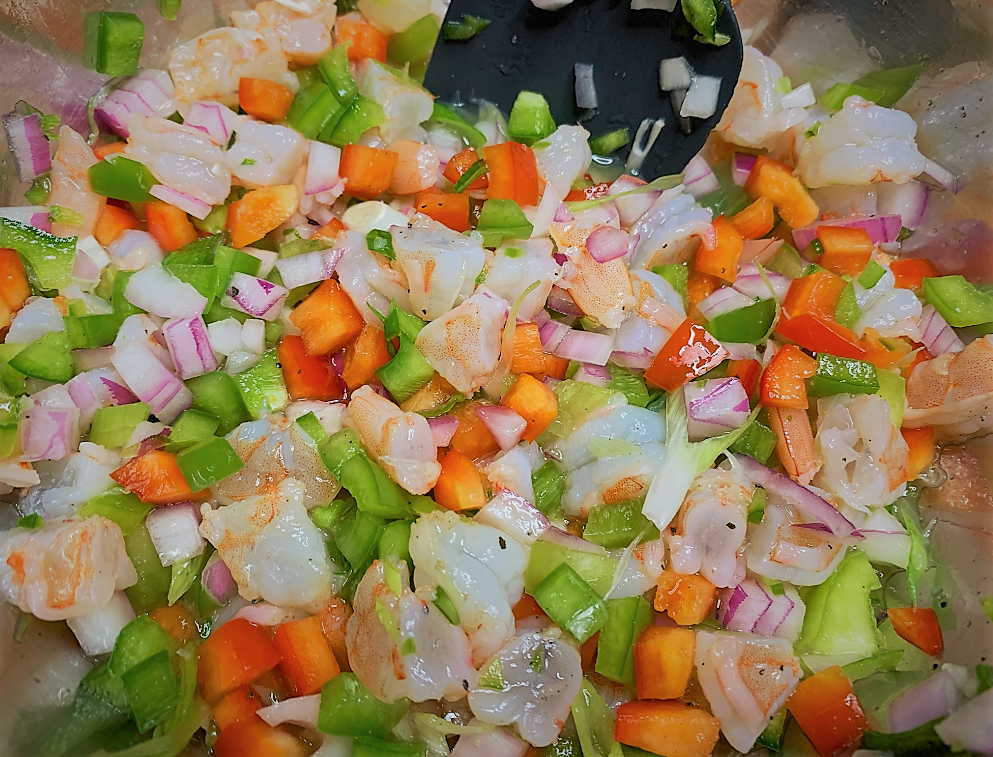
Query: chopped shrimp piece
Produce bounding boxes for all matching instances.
[409,510,528,664]
[695,631,802,753]
[0,515,136,621]
[905,334,993,443]
[345,385,441,495]
[199,478,332,611]
[356,59,434,143]
[168,28,292,109]
[232,0,335,66]
[485,239,562,323]
[612,270,685,369]
[49,127,105,238]
[225,120,306,187]
[467,631,583,747]
[20,443,120,520]
[415,291,509,395]
[606,537,666,599]
[346,560,476,703]
[666,468,752,588]
[745,502,847,585]
[629,187,715,270]
[336,230,413,322]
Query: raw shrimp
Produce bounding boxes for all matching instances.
[168,28,292,108]
[126,115,232,206]
[335,230,413,322]
[483,239,561,323]
[815,393,910,512]
[482,443,543,503]
[199,477,333,611]
[666,467,753,588]
[795,96,928,188]
[356,59,435,143]
[214,417,340,507]
[19,443,120,519]
[612,270,685,368]
[5,297,65,344]
[346,560,476,703]
[905,334,993,443]
[553,404,665,471]
[695,631,802,753]
[629,187,715,270]
[533,126,593,199]
[390,223,486,321]
[409,510,528,664]
[467,630,583,747]
[563,443,666,517]
[345,385,442,495]
[48,127,105,238]
[605,537,666,599]
[0,515,137,621]
[745,502,847,585]
[107,230,164,271]
[225,120,306,187]
[415,291,509,395]
[231,0,335,66]
[853,267,923,340]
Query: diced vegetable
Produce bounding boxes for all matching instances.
[583,499,656,550]
[83,11,145,76]
[1,217,76,290]
[614,700,721,757]
[10,331,74,383]
[695,215,744,282]
[176,436,243,490]
[197,618,282,702]
[226,185,299,249]
[187,370,250,434]
[89,155,158,203]
[705,297,777,344]
[808,354,879,397]
[88,402,150,449]
[212,684,264,732]
[901,426,936,480]
[783,269,847,320]
[317,672,409,738]
[923,275,993,327]
[122,649,179,733]
[594,596,653,685]
[777,313,866,360]
[111,449,206,505]
[760,344,817,409]
[443,13,491,41]
[634,625,696,700]
[279,334,346,401]
[483,142,540,208]
[730,197,775,240]
[787,665,868,757]
[887,607,944,656]
[890,258,938,290]
[728,418,778,463]
[239,78,295,123]
[507,91,556,146]
[644,319,728,392]
[745,155,820,229]
[336,14,388,62]
[214,719,309,757]
[274,615,341,696]
[433,449,486,512]
[499,373,558,441]
[653,569,718,626]
[525,539,617,598]
[816,225,873,276]
[290,279,364,356]
[532,562,608,644]
[146,201,198,252]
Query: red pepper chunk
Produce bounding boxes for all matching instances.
[761,344,818,409]
[787,666,868,757]
[776,313,867,360]
[888,607,944,656]
[274,615,341,696]
[278,335,346,402]
[214,719,310,757]
[890,257,939,290]
[644,319,729,392]
[483,142,540,207]
[726,358,762,399]
[198,618,282,703]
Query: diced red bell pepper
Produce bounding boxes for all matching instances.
[644,319,729,392]
[816,226,873,277]
[213,719,310,757]
[483,142,540,207]
[273,615,341,696]
[888,606,944,656]
[890,257,939,290]
[776,313,867,360]
[761,344,818,409]
[787,666,868,757]
[278,334,346,402]
[198,618,282,703]
[726,358,762,399]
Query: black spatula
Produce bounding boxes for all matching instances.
[423,0,743,180]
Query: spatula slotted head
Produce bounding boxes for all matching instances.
[424,0,743,179]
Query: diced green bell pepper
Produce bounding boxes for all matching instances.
[594,596,653,685]
[192,204,227,235]
[0,217,76,291]
[507,91,556,146]
[295,411,327,445]
[87,402,151,449]
[157,0,182,21]
[729,419,778,464]
[366,229,396,260]
[379,519,412,566]
[589,128,631,156]
[476,199,534,247]
[64,312,124,349]
[808,354,879,397]
[165,410,220,453]
[819,83,886,111]
[186,371,249,434]
[375,339,434,404]
[318,673,409,738]
[328,95,385,148]
[318,45,358,102]
[321,429,414,520]
[121,649,178,734]
[923,275,993,328]
[123,522,171,614]
[705,298,777,344]
[297,86,346,141]
[842,649,903,681]
[442,13,490,41]
[49,206,85,227]
[532,562,608,643]
[213,244,261,295]
[109,615,177,678]
[526,538,617,598]
[176,436,243,490]
[163,235,221,267]
[24,174,51,206]
[9,330,74,382]
[583,499,657,550]
[335,506,386,572]
[384,301,427,341]
[79,486,152,536]
[388,14,440,80]
[858,259,887,289]
[112,271,144,317]
[287,81,330,129]
[852,64,925,107]
[234,350,288,419]
[0,344,27,397]
[88,156,158,203]
[352,738,426,757]
[756,707,787,751]
[531,460,566,519]
[0,394,19,459]
[834,280,861,329]
[83,11,145,77]
[876,369,905,428]
[167,264,219,310]
[427,103,486,150]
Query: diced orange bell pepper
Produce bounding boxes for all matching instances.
[110,449,206,505]
[289,279,365,356]
[580,633,600,672]
[890,258,939,291]
[449,402,501,459]
[278,334,346,401]
[227,185,299,249]
[859,328,914,370]
[238,78,295,123]
[211,684,264,732]
[198,618,283,703]
[901,426,936,480]
[615,700,721,757]
[442,147,489,190]
[94,204,142,247]
[274,615,341,696]
[336,13,387,62]
[901,345,932,379]
[513,594,547,623]
[787,666,868,757]
[317,597,352,673]
[146,201,197,252]
[93,141,128,160]
[0,248,31,329]
[766,405,818,484]
[313,217,345,242]
[726,358,762,399]
[213,719,309,757]
[730,197,775,240]
[434,449,486,512]
[542,354,571,380]
[149,604,195,645]
[341,323,391,391]
[816,226,874,276]
[761,344,818,409]
[483,142,540,207]
[510,323,548,376]
[783,270,848,320]
[887,607,944,656]
[339,144,399,201]
[776,313,866,360]
[695,215,744,282]
[500,373,558,441]
[687,270,720,323]
[653,569,718,626]
[745,155,820,229]
[633,625,696,701]
[644,319,729,392]
[413,190,471,232]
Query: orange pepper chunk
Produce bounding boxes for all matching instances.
[278,334,346,401]
[289,279,364,356]
[211,685,264,733]
[901,426,936,480]
[336,13,388,62]
[274,615,341,696]
[633,625,696,701]
[891,257,939,290]
[226,185,298,249]
[146,201,197,252]
[434,449,486,512]
[339,144,399,201]
[695,215,744,282]
[730,196,775,240]
[653,569,718,626]
[413,190,471,232]
[615,700,721,757]
[499,373,558,442]
[644,319,729,392]
[238,78,295,123]
[483,141,540,207]
[442,147,489,190]
[341,323,391,391]
[787,666,868,757]
[783,270,848,320]
[110,450,206,505]
[761,344,818,409]
[197,618,283,703]
[816,225,874,276]
[745,155,820,229]
[888,606,944,656]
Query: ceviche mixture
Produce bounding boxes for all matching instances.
[0,0,991,756]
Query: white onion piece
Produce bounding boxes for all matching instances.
[146,502,205,566]
[257,695,321,730]
[2,110,51,182]
[574,63,598,109]
[552,329,614,366]
[149,184,212,220]
[698,287,754,320]
[626,118,665,174]
[222,272,289,321]
[659,57,692,92]
[67,591,136,657]
[428,415,459,447]
[920,159,960,194]
[111,342,193,424]
[184,101,238,145]
[274,248,342,289]
[475,489,550,546]
[162,316,218,380]
[780,83,816,109]
[935,687,993,753]
[124,265,208,319]
[475,406,527,451]
[452,724,529,757]
[876,180,930,231]
[733,266,790,302]
[919,304,964,356]
[685,377,750,440]
[889,671,959,734]
[681,75,722,119]
[608,174,659,227]
[585,225,629,263]
[306,141,342,195]
[682,154,720,198]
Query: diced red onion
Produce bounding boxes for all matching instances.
[66,591,136,656]
[722,342,760,362]
[101,375,139,406]
[680,75,722,120]
[792,215,903,249]
[21,386,80,462]
[552,329,614,366]
[683,154,720,198]
[553,204,575,223]
[222,272,289,322]
[257,695,321,730]
[685,377,750,440]
[919,304,964,356]
[573,362,611,386]
[2,111,51,182]
[737,455,862,543]
[611,348,654,370]
[184,100,238,145]
[146,502,205,567]
[538,318,571,351]
[94,70,175,138]
[585,225,630,263]
[717,578,772,633]
[921,159,960,195]
[149,184,212,220]
[428,415,459,447]
[659,56,693,92]
[306,141,342,196]
[124,265,209,319]
[452,724,529,757]
[233,603,304,626]
[876,180,930,231]
[698,287,754,320]
[888,671,959,734]
[112,342,192,424]
[66,367,131,426]
[730,153,757,186]
[475,405,527,451]
[539,525,607,555]
[934,687,993,753]
[475,489,550,545]
[202,553,238,605]
[733,267,790,302]
[752,590,796,637]
[162,316,219,380]
[545,287,583,316]
[0,206,50,231]
[274,247,342,290]
[608,174,659,228]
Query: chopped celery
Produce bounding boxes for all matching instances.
[923,274,993,327]
[595,596,653,684]
[834,280,861,328]
[651,263,689,309]
[589,128,630,156]
[318,672,409,738]
[507,91,557,146]
[296,411,328,444]
[379,519,412,566]
[0,217,76,290]
[279,237,330,259]
[384,301,427,342]
[176,436,243,490]
[842,649,904,681]
[187,371,250,434]
[532,460,567,519]
[893,495,929,605]
[88,156,158,203]
[318,45,357,102]
[808,354,879,397]
[321,429,414,520]
[49,206,84,227]
[79,487,152,535]
[858,259,887,289]
[83,11,145,76]
[375,339,434,403]
[525,539,617,597]
[729,419,777,464]
[87,402,151,449]
[121,649,178,733]
[705,298,777,344]
[164,409,220,452]
[123,521,171,614]
[352,738,426,757]
[532,562,608,643]
[427,102,487,150]
[583,500,657,550]
[442,14,491,41]
[765,243,805,279]
[476,199,534,246]
[109,615,177,678]
[432,585,460,626]
[9,330,73,382]
[747,488,766,524]
[571,678,623,757]
[233,350,288,419]
[876,370,906,428]
[853,64,926,107]
[819,82,887,111]
[24,174,51,205]
[756,708,787,751]
[607,365,650,408]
